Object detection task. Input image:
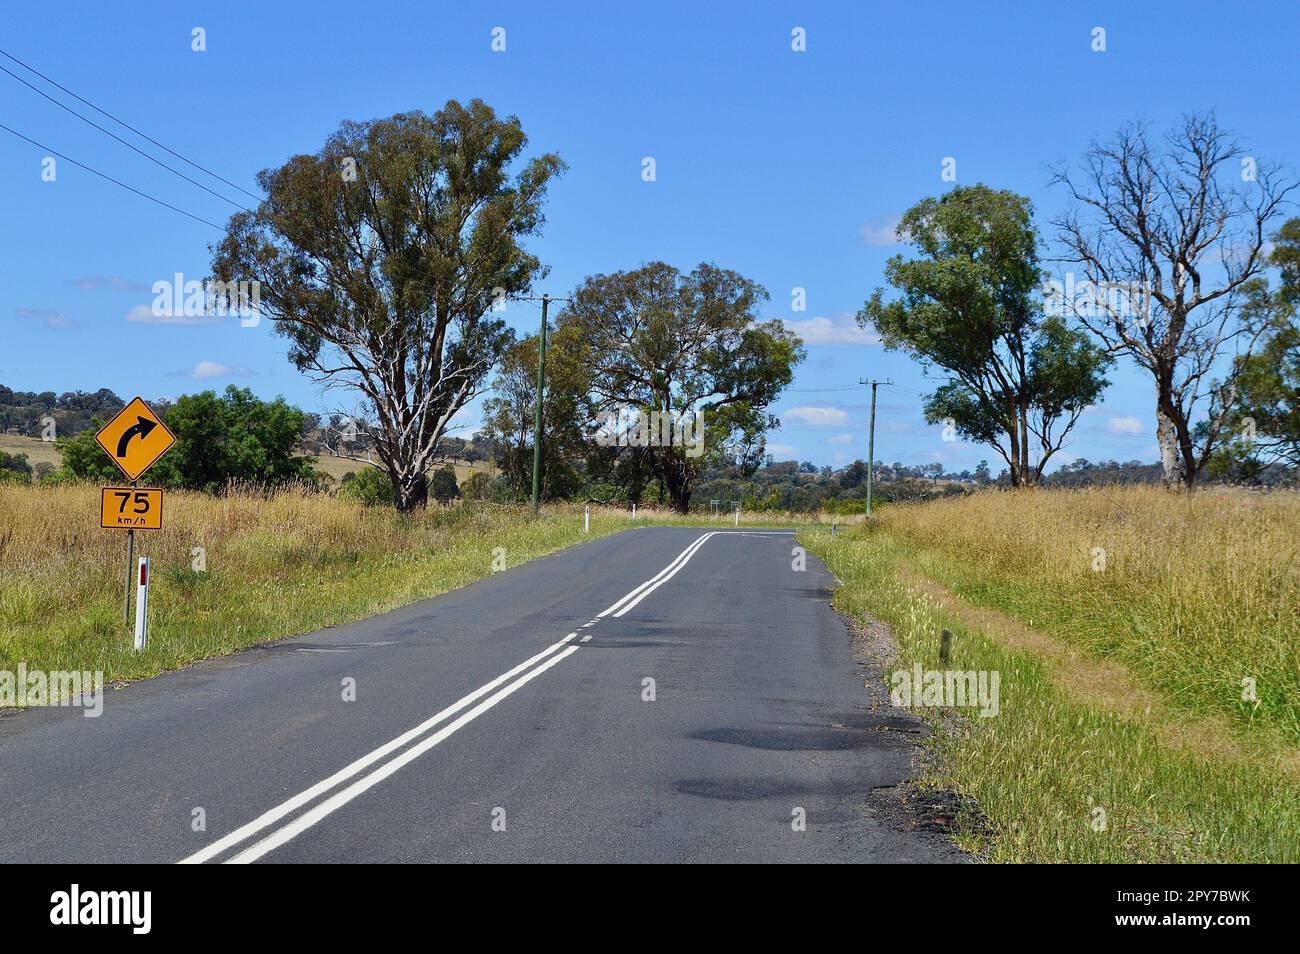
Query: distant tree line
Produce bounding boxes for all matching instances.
[8,107,1299,507]
[0,386,126,438]
[0,383,482,499]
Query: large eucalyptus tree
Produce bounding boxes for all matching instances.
[211,99,564,509]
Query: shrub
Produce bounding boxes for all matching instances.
[339,466,394,506]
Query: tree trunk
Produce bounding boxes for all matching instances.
[1154,368,1188,490]
[1173,408,1200,490]
[1005,402,1024,487]
[394,471,429,512]
[661,458,691,514]
[1155,407,1185,489]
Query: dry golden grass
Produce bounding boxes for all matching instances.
[0,434,61,469]
[0,482,625,686]
[806,484,1300,862]
[873,485,1300,743]
[308,453,493,485]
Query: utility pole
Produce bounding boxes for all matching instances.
[859,378,891,515]
[531,294,549,513]
[525,293,570,513]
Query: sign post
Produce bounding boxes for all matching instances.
[95,398,174,635]
[125,525,134,623]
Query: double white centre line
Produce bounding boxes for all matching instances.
[180,529,726,864]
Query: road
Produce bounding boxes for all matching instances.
[0,526,962,863]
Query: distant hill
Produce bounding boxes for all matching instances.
[0,385,127,439]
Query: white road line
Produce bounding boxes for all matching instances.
[178,632,581,864]
[611,531,718,618]
[180,527,749,863]
[226,646,580,864]
[597,532,714,618]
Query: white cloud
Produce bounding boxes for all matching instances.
[1106,415,1144,435]
[70,276,150,293]
[16,307,74,329]
[827,433,855,445]
[125,304,221,326]
[859,212,905,247]
[178,360,250,380]
[784,406,849,427]
[765,442,798,457]
[781,315,879,346]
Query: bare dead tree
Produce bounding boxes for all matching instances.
[1050,113,1294,489]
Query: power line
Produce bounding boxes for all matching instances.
[880,382,928,397]
[786,384,860,393]
[0,115,558,305]
[0,122,225,230]
[0,62,253,213]
[0,45,263,203]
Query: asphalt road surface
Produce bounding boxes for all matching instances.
[0,527,962,863]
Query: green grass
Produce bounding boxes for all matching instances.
[804,499,1300,863]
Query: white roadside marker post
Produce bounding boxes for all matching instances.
[584,506,590,534]
[734,504,739,527]
[133,556,150,652]
[631,503,636,520]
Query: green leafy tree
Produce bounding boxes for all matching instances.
[57,422,126,481]
[460,470,491,501]
[148,387,317,492]
[211,99,564,511]
[0,451,33,479]
[1211,220,1300,480]
[429,464,460,504]
[0,450,31,485]
[860,185,1112,486]
[561,262,804,512]
[61,390,316,490]
[480,321,591,500]
[339,466,395,506]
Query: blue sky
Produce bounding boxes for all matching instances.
[3,1,1298,471]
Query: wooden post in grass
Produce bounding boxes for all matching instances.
[940,628,952,666]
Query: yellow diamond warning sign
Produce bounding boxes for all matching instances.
[95,397,176,482]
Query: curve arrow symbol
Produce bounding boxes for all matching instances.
[116,416,158,457]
